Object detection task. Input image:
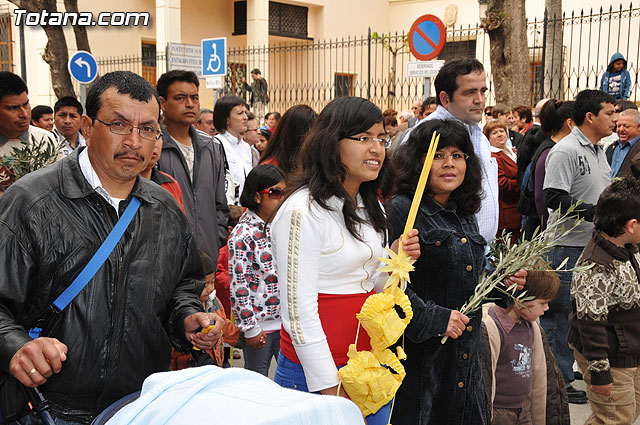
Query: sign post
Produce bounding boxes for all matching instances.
[408,15,446,100]
[201,37,227,107]
[68,51,98,109]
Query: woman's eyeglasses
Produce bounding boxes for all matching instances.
[432,152,469,162]
[345,135,392,149]
[258,187,285,199]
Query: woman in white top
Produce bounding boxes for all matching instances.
[271,96,419,425]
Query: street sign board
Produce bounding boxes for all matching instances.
[68,51,98,84]
[167,42,202,77]
[201,37,227,77]
[206,76,223,89]
[407,60,445,78]
[408,15,446,61]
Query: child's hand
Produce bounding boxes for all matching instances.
[590,383,612,396]
[245,331,266,349]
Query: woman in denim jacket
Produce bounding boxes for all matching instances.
[391,120,518,425]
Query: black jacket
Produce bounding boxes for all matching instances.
[0,149,205,422]
[157,126,229,263]
[391,195,502,425]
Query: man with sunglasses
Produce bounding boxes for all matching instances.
[0,71,223,423]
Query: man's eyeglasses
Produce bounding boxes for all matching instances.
[432,152,469,162]
[258,187,285,199]
[94,118,162,141]
[345,135,392,149]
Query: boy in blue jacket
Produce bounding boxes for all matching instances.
[600,52,632,100]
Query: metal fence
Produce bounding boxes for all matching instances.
[221,3,640,113]
[86,3,640,114]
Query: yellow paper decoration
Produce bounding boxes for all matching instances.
[356,285,413,354]
[377,247,415,289]
[337,344,406,417]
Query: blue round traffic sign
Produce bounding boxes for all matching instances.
[68,51,98,84]
[408,15,446,61]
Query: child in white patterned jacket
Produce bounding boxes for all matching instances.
[228,164,286,376]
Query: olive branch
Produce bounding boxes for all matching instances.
[441,203,593,344]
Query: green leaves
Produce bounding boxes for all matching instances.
[1,134,62,181]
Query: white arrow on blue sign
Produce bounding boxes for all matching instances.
[68,51,98,84]
[201,37,227,77]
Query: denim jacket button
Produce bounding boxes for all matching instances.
[466,325,473,332]
[458,381,464,388]
[435,241,441,246]
[461,237,467,244]
[462,353,469,360]
[466,265,472,271]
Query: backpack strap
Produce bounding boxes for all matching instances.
[52,196,141,312]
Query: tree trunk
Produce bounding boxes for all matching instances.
[484,0,530,107]
[64,0,91,52]
[544,0,564,99]
[8,0,82,99]
[41,25,75,98]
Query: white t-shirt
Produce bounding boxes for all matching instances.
[173,136,195,181]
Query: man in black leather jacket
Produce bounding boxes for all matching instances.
[0,71,223,424]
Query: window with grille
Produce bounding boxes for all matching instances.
[437,40,477,63]
[141,41,156,85]
[334,73,355,98]
[0,13,13,72]
[233,1,309,39]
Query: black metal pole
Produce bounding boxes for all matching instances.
[19,23,26,82]
[540,8,547,101]
[367,27,371,101]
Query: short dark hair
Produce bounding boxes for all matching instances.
[259,128,272,140]
[54,96,83,115]
[393,119,483,217]
[86,71,161,120]
[572,89,616,126]
[0,71,28,102]
[213,95,246,133]
[251,68,261,75]
[289,96,391,244]
[259,104,318,174]
[31,105,53,122]
[240,164,286,212]
[513,105,532,123]
[199,250,216,275]
[540,100,575,136]
[434,58,484,105]
[594,177,640,237]
[491,103,510,117]
[156,70,199,99]
[421,97,437,112]
[246,111,256,121]
[384,115,398,128]
[615,99,638,112]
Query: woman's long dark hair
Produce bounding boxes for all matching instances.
[287,97,393,243]
[393,119,483,217]
[259,104,318,174]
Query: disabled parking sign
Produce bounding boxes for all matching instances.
[408,15,446,61]
[201,37,227,77]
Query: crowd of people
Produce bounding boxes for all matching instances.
[0,51,639,425]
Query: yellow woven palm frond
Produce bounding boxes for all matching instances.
[338,345,406,417]
[356,285,413,353]
[377,247,415,290]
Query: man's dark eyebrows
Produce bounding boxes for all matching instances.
[111,111,156,126]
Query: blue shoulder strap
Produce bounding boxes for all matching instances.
[52,196,141,311]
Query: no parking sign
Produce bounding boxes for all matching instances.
[408,15,446,61]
